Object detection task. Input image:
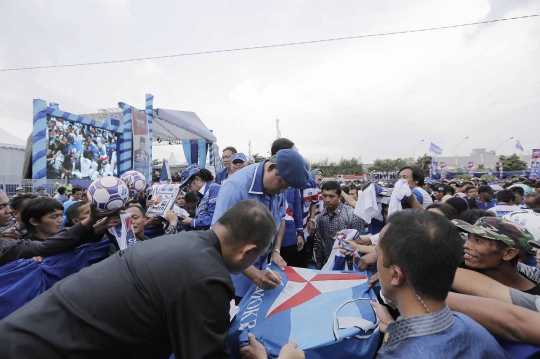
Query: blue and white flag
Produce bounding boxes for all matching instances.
[488,166,493,176]
[429,142,443,155]
[459,165,468,173]
[228,264,380,359]
[516,140,524,152]
[322,230,361,271]
[106,213,137,250]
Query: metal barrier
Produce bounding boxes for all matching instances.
[0,176,69,197]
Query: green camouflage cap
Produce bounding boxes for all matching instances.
[452,217,534,259]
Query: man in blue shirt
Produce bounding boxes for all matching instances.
[212,149,309,300]
[476,185,498,210]
[215,146,237,185]
[371,210,507,358]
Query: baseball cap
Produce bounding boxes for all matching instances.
[232,153,247,163]
[434,184,448,193]
[452,217,534,259]
[509,184,532,195]
[275,149,309,189]
[178,164,200,187]
[15,186,23,191]
[426,180,437,186]
[478,185,494,194]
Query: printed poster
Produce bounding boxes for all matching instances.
[132,109,151,180]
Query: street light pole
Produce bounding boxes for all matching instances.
[412,139,424,161]
[493,137,514,155]
[453,136,468,169]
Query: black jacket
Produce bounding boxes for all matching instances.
[0,229,234,359]
[0,222,102,266]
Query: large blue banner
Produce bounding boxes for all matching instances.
[0,239,110,320]
[228,264,380,359]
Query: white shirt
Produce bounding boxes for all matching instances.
[489,204,519,217]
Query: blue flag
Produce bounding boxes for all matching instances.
[429,142,443,155]
[459,165,467,173]
[516,140,524,152]
[228,263,380,359]
[160,159,171,182]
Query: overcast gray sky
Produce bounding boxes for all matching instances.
[1,0,539,164]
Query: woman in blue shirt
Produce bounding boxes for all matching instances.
[181,168,220,231]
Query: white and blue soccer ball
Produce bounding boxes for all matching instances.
[87,176,129,211]
[120,170,147,194]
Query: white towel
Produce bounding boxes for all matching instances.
[354,183,383,224]
[388,180,412,217]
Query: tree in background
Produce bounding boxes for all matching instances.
[152,159,162,166]
[310,157,364,177]
[415,153,432,177]
[499,154,528,171]
[252,153,267,163]
[368,158,410,172]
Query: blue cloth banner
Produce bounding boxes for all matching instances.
[429,142,443,155]
[228,263,380,359]
[0,239,110,320]
[190,140,198,166]
[182,140,192,165]
[198,138,207,168]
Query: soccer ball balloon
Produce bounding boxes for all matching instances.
[120,170,147,194]
[88,177,129,211]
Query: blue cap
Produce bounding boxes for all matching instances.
[427,180,437,186]
[16,186,23,191]
[275,149,310,189]
[179,164,200,187]
[232,153,247,163]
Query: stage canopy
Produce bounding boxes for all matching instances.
[153,109,216,143]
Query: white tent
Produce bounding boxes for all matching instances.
[0,127,26,177]
[168,152,188,167]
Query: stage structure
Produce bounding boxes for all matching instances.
[32,95,218,189]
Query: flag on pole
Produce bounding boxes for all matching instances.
[516,140,524,152]
[429,143,443,155]
[160,158,171,182]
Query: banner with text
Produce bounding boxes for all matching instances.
[131,109,151,180]
[531,160,539,180]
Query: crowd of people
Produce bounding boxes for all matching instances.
[1,137,540,358]
[46,115,118,180]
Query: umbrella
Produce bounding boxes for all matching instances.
[490,185,504,192]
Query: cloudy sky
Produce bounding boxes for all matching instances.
[1,0,539,164]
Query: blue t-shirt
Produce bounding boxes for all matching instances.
[476,199,498,210]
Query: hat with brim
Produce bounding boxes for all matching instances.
[179,164,200,187]
[15,186,23,191]
[275,149,309,189]
[452,217,534,259]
